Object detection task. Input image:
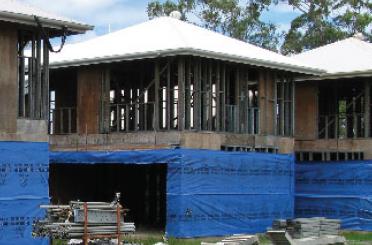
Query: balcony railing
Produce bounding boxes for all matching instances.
[48,104,260,135]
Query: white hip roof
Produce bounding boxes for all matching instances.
[0,0,92,33]
[49,16,323,75]
[293,36,372,79]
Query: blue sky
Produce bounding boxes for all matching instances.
[20,0,301,43]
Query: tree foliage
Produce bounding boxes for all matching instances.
[281,0,372,54]
[147,0,282,51]
[147,0,372,54]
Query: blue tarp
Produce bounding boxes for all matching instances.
[0,141,49,245]
[51,149,295,238]
[295,162,372,231]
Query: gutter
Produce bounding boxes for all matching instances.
[50,48,325,75]
[295,69,372,81]
[0,11,93,34]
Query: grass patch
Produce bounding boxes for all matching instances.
[342,231,372,241]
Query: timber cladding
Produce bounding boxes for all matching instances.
[0,24,18,134]
[77,66,103,134]
[295,83,318,140]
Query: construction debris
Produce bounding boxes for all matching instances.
[201,234,259,245]
[268,217,345,245]
[33,193,135,240]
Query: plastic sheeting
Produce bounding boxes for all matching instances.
[51,149,295,238]
[295,162,372,231]
[0,141,49,245]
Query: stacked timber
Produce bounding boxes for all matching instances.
[267,217,344,245]
[201,234,259,245]
[33,194,135,239]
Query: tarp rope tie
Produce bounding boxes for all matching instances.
[33,15,67,53]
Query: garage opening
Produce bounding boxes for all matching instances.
[49,163,167,231]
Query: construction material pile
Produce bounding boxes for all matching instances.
[268,217,345,245]
[33,193,135,239]
[273,217,341,239]
[201,234,259,245]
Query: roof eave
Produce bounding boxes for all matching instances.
[0,11,93,34]
[50,48,325,75]
[295,69,372,81]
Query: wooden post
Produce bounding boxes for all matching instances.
[221,64,226,131]
[42,38,50,120]
[352,97,357,138]
[35,34,42,119]
[216,61,221,131]
[166,60,171,130]
[202,61,208,130]
[291,78,295,137]
[185,59,191,129]
[273,73,278,136]
[29,34,35,118]
[364,80,370,137]
[208,61,213,131]
[154,61,160,131]
[18,48,25,117]
[193,59,201,130]
[178,57,185,130]
[235,67,240,132]
[280,76,285,136]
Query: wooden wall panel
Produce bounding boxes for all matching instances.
[0,24,18,133]
[258,70,275,135]
[295,83,318,140]
[77,67,102,134]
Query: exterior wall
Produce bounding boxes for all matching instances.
[0,22,48,142]
[0,24,18,135]
[77,66,103,134]
[295,82,317,140]
[49,132,294,153]
[296,138,372,159]
[258,70,275,135]
[294,77,372,160]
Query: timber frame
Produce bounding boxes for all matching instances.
[49,55,297,152]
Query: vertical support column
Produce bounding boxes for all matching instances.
[29,34,35,118]
[185,59,191,129]
[364,80,370,137]
[42,38,49,120]
[352,96,357,138]
[166,60,171,130]
[221,64,226,131]
[258,69,266,135]
[273,73,278,136]
[235,67,240,132]
[208,61,213,131]
[178,57,185,131]
[100,67,111,133]
[291,77,295,137]
[280,76,285,136]
[154,60,160,131]
[193,59,201,130]
[18,36,25,117]
[35,34,42,119]
[216,61,221,131]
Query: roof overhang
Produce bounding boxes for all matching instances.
[50,47,325,75]
[0,11,93,34]
[295,69,372,82]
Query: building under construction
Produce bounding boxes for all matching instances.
[0,1,371,244]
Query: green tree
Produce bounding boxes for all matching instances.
[282,0,372,54]
[147,0,195,21]
[147,0,282,52]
